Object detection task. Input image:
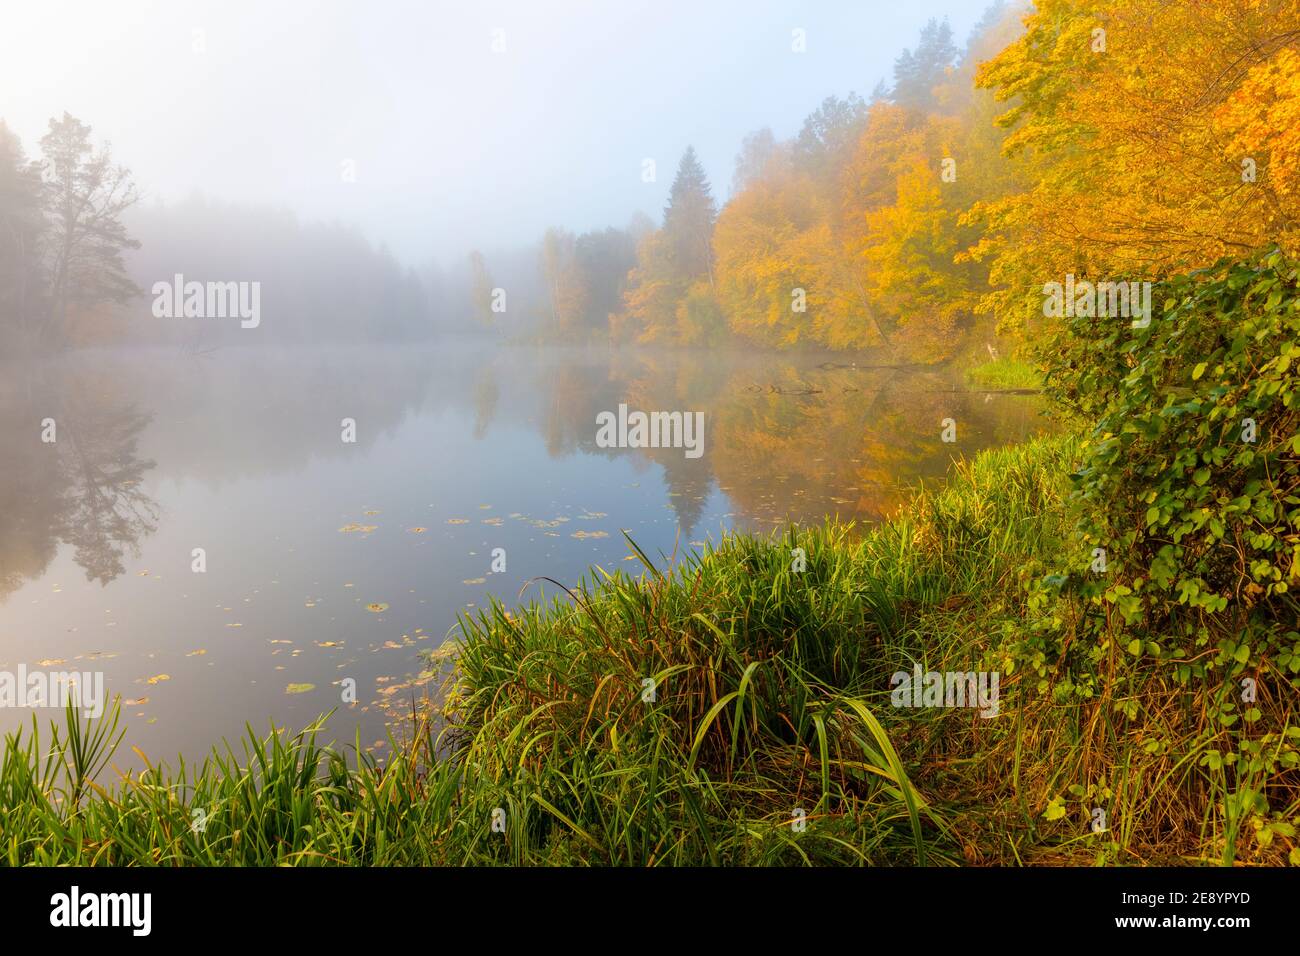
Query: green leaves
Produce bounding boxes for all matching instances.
[1042,248,1300,663]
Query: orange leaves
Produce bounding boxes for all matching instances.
[1218,47,1300,208]
[969,0,1300,336]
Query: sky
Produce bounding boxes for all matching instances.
[1,0,992,265]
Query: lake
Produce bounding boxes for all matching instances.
[0,343,1048,767]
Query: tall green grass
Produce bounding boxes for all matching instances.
[4,432,1292,865]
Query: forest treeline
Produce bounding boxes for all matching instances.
[506,0,1300,361]
[0,114,442,350]
[3,0,1297,354]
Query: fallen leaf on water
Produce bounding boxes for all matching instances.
[316,641,343,648]
[364,510,381,516]
[446,518,469,525]
[462,577,487,585]
[285,683,316,694]
[366,603,389,613]
[338,524,378,533]
[146,674,170,685]
[124,697,149,706]
[36,659,66,666]
[408,527,427,533]
[571,530,609,539]
[187,649,206,657]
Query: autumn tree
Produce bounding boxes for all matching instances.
[540,227,584,335]
[962,0,1300,341]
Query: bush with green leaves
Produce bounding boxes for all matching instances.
[1042,248,1298,648]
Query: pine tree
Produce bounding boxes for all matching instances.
[662,146,718,286]
[892,19,958,112]
[40,113,140,346]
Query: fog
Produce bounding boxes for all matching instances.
[3,0,986,265]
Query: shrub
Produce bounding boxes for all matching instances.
[1043,248,1299,647]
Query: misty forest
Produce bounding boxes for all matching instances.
[1,0,1298,869]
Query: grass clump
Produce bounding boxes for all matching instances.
[965,356,1042,391]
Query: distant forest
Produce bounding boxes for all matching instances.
[3,0,1296,357]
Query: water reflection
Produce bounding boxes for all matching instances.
[0,344,1047,763]
[0,371,157,597]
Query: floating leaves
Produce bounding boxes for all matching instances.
[186,649,207,657]
[446,518,469,525]
[145,674,171,685]
[285,683,316,695]
[339,524,378,533]
[571,530,609,539]
[366,603,389,613]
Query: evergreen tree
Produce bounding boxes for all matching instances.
[468,249,496,327]
[892,19,958,112]
[662,147,717,285]
[40,113,140,346]
[0,121,46,351]
[792,94,868,180]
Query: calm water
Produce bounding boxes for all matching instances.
[0,344,1048,766]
